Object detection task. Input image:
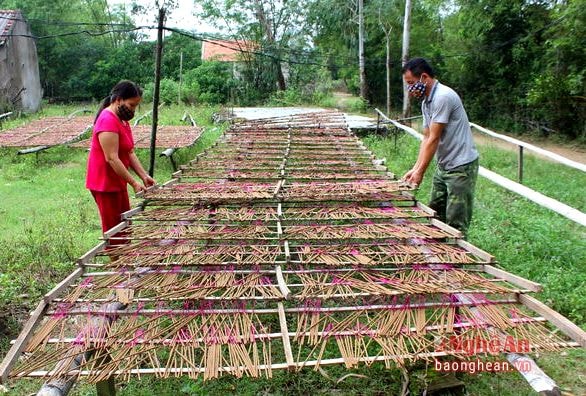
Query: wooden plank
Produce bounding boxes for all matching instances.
[103,221,128,239]
[273,179,283,197]
[470,123,586,173]
[17,146,50,155]
[277,302,295,369]
[478,167,586,227]
[0,300,48,383]
[518,294,586,348]
[274,266,291,300]
[276,222,283,238]
[416,201,436,216]
[121,206,143,220]
[44,267,84,303]
[283,241,291,262]
[77,241,107,265]
[430,219,462,238]
[482,265,542,292]
[456,239,494,262]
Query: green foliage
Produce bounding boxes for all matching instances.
[347,96,369,113]
[143,79,181,105]
[183,62,235,104]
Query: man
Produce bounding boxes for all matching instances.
[402,58,479,238]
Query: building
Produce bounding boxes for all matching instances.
[201,39,288,87]
[0,10,42,112]
[201,39,256,63]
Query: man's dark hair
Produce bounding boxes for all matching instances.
[402,58,435,78]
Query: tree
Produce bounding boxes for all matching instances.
[198,0,312,98]
[3,0,135,99]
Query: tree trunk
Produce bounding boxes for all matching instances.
[358,0,367,100]
[254,0,286,91]
[401,0,412,119]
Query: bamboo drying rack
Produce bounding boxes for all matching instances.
[1,110,584,395]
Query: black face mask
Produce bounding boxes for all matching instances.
[117,104,135,121]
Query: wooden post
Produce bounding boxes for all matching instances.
[400,0,412,119]
[385,30,391,115]
[358,0,367,101]
[178,51,183,104]
[149,7,166,177]
[517,145,524,184]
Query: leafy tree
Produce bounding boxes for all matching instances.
[198,0,312,100]
[161,32,202,81]
[526,0,586,139]
[183,61,235,104]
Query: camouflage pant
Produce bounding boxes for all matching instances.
[429,158,479,238]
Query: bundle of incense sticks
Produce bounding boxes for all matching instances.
[64,271,283,301]
[143,182,278,205]
[281,205,429,221]
[284,222,452,240]
[292,302,567,369]
[15,310,275,382]
[289,269,515,299]
[180,170,282,180]
[0,116,93,147]
[133,206,279,222]
[291,242,482,266]
[284,171,387,181]
[117,223,277,241]
[133,125,203,149]
[102,242,283,269]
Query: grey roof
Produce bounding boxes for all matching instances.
[0,10,20,46]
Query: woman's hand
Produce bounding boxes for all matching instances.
[142,175,156,187]
[130,180,147,194]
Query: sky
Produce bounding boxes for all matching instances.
[107,0,219,39]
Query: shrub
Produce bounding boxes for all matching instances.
[142,79,181,105]
[183,62,235,104]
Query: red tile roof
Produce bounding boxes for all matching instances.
[0,10,20,46]
[201,40,256,62]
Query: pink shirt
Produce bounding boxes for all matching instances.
[85,109,135,192]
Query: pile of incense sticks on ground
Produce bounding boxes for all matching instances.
[6,110,582,385]
[0,115,93,147]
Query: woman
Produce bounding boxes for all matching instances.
[86,80,155,235]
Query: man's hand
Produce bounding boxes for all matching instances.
[402,167,424,187]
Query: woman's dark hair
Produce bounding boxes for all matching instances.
[402,58,435,78]
[95,80,143,122]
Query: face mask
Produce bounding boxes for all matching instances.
[408,77,426,98]
[117,104,135,121]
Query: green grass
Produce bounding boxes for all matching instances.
[1,109,585,395]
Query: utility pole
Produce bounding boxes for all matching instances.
[149,6,165,177]
[358,0,367,101]
[401,0,412,119]
[386,32,391,115]
[178,51,183,104]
